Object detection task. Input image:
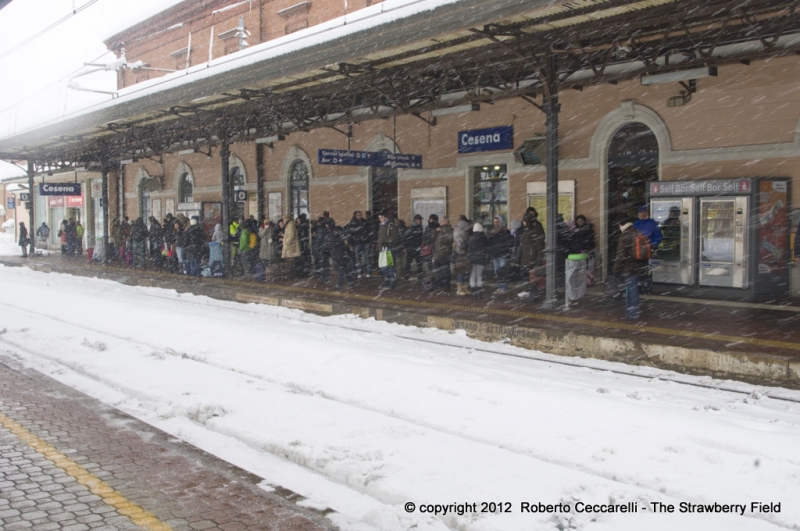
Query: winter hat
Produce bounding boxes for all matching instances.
[190,218,198,225]
[473,223,484,233]
[456,220,469,231]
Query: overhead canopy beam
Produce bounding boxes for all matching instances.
[1,0,798,165]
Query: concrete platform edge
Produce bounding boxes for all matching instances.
[11,260,798,388]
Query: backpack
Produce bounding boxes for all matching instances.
[630,233,651,261]
[249,232,257,249]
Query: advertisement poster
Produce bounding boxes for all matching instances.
[757,180,788,274]
[268,192,282,222]
[151,199,162,224]
[202,202,222,240]
[248,193,258,220]
[527,194,574,235]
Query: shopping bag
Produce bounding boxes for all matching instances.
[453,255,471,276]
[529,263,546,289]
[378,249,394,268]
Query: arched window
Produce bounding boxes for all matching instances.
[179,172,193,203]
[231,165,244,187]
[371,149,398,220]
[231,166,245,220]
[289,160,309,218]
[139,181,151,223]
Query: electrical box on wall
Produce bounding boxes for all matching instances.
[514,137,547,165]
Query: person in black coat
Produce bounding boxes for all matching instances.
[296,213,312,277]
[130,218,149,268]
[327,225,353,290]
[345,211,371,277]
[488,216,514,293]
[184,217,206,277]
[313,217,332,283]
[148,217,164,268]
[18,222,29,257]
[466,223,489,298]
[570,215,595,254]
[403,214,424,280]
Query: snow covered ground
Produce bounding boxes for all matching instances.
[0,264,798,531]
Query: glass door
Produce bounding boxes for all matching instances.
[651,199,683,284]
[699,198,735,287]
[472,165,508,230]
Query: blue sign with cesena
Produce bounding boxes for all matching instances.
[39,182,82,196]
[458,126,513,153]
[318,149,422,169]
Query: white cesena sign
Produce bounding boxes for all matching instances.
[39,182,82,196]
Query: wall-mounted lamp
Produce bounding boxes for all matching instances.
[431,102,480,117]
[255,134,285,144]
[641,66,717,86]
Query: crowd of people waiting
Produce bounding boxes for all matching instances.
[106,208,599,303]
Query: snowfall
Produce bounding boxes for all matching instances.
[0,232,799,531]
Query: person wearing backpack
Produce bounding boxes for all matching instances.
[634,205,661,294]
[613,217,650,320]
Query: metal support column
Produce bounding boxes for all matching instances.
[220,143,232,274]
[101,164,110,263]
[256,142,264,220]
[27,161,35,256]
[541,55,560,310]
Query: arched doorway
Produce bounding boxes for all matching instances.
[606,122,659,267]
[371,150,398,219]
[289,160,310,219]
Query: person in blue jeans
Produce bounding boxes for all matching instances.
[633,206,662,294]
[345,211,371,278]
[376,211,400,289]
[488,216,513,294]
[613,217,649,319]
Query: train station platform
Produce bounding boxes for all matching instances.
[2,253,799,389]
[0,356,335,531]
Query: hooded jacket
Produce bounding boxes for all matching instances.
[466,227,489,266]
[520,215,545,267]
[185,221,206,260]
[281,215,301,258]
[345,214,369,245]
[433,224,454,263]
[453,220,470,255]
[613,223,649,276]
[258,224,277,261]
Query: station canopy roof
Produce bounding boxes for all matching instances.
[1,0,798,169]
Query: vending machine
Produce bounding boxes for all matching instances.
[647,178,790,301]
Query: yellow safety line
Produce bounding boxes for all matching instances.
[54,262,800,352]
[0,410,174,531]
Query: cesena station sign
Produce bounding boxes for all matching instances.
[39,182,82,196]
[458,126,513,153]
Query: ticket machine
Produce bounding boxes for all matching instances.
[647,178,790,300]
